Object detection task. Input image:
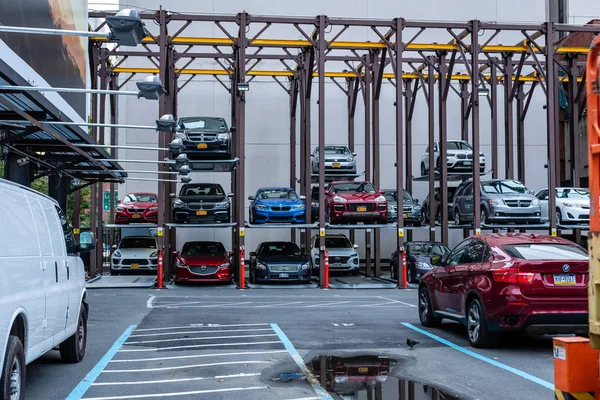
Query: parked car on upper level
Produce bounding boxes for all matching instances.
[311,145,357,174]
[419,233,589,347]
[420,140,485,176]
[110,236,158,275]
[249,187,306,224]
[381,189,422,226]
[311,186,320,221]
[421,186,458,224]
[173,183,232,224]
[535,187,590,224]
[310,233,360,275]
[115,192,158,224]
[325,180,388,225]
[177,116,233,159]
[0,179,95,399]
[452,179,541,225]
[249,241,311,283]
[173,241,233,284]
[390,241,450,283]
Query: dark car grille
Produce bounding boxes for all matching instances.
[269,265,299,272]
[187,132,217,142]
[271,206,292,211]
[403,205,412,212]
[349,203,374,212]
[188,202,215,210]
[504,200,532,208]
[189,266,219,275]
[127,208,146,213]
[268,216,293,222]
[456,154,466,159]
[467,153,473,159]
[330,256,351,263]
[122,259,149,265]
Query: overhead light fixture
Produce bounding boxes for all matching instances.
[175,153,189,165]
[180,176,192,184]
[478,87,490,97]
[136,76,165,100]
[168,137,184,152]
[16,157,29,166]
[178,165,191,175]
[156,114,176,132]
[237,82,250,92]
[105,8,146,47]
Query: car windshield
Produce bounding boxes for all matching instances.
[556,188,589,199]
[408,243,450,256]
[179,117,227,130]
[119,238,156,249]
[182,242,226,256]
[332,182,377,193]
[325,236,352,248]
[481,180,528,194]
[258,189,298,199]
[261,242,302,256]
[324,146,350,155]
[125,193,157,203]
[502,243,588,260]
[382,191,395,201]
[403,191,413,201]
[181,184,224,196]
[447,141,472,150]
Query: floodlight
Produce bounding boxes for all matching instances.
[478,87,490,97]
[238,82,250,92]
[156,114,176,131]
[168,138,184,152]
[136,76,165,100]
[106,9,146,47]
[180,176,192,184]
[178,165,191,175]
[175,153,189,165]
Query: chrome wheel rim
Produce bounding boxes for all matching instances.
[78,316,85,351]
[468,303,481,343]
[480,210,486,224]
[9,356,21,400]
[454,212,460,225]
[418,290,429,322]
[556,211,561,223]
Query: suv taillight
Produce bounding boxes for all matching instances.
[492,266,534,284]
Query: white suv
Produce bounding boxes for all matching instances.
[420,140,486,176]
[0,178,95,399]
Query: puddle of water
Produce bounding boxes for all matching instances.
[306,354,463,400]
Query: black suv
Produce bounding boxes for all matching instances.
[177,116,233,159]
[173,183,232,223]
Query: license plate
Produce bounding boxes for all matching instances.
[357,206,367,212]
[197,143,208,149]
[464,161,472,166]
[553,274,576,285]
[131,263,140,269]
[196,210,207,216]
[403,213,408,218]
[279,273,289,278]
[358,367,369,373]
[132,214,141,218]
[332,163,341,168]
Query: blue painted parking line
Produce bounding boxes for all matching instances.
[66,324,137,400]
[401,322,554,390]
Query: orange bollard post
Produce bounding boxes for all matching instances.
[157,250,163,289]
[239,248,245,289]
[553,337,599,399]
[324,250,329,288]
[402,250,407,288]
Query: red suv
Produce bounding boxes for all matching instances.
[173,241,232,284]
[418,233,589,348]
[115,193,159,224]
[325,180,388,224]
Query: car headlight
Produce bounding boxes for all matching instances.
[176,259,187,268]
[413,205,422,210]
[219,263,230,269]
[256,262,267,270]
[531,198,540,206]
[116,207,124,212]
[416,261,432,269]
[255,204,267,210]
[294,203,305,210]
[301,262,310,270]
[348,156,354,161]
[149,251,158,258]
[333,196,347,203]
[214,201,230,208]
[149,207,158,211]
[489,198,504,206]
[173,199,186,208]
[113,250,121,258]
[374,195,386,202]
[217,133,230,140]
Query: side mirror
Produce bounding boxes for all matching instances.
[300,195,306,200]
[413,199,419,204]
[379,189,385,194]
[117,199,121,204]
[324,190,330,196]
[228,251,234,257]
[352,152,357,156]
[353,244,359,249]
[528,190,535,195]
[248,196,255,201]
[172,251,178,256]
[227,193,234,197]
[111,244,118,249]
[79,231,96,252]
[430,255,444,266]
[230,126,237,133]
[249,252,257,257]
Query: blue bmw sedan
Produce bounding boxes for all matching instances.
[248,187,306,224]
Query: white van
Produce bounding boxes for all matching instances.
[0,178,95,399]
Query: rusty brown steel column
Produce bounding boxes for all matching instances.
[460,81,470,142]
[73,189,81,243]
[347,77,358,247]
[317,15,327,287]
[545,22,558,237]
[438,52,449,245]
[427,58,435,242]
[96,50,108,273]
[490,60,499,179]
[301,49,314,253]
[372,48,385,278]
[471,20,482,235]
[88,42,99,278]
[394,18,405,286]
[230,74,238,262]
[504,54,515,180]
[516,82,526,183]
[290,77,299,242]
[405,78,417,244]
[568,56,581,186]
[299,69,307,253]
[363,57,372,275]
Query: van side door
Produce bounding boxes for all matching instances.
[55,206,81,332]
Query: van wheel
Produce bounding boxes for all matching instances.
[60,305,87,363]
[1,336,25,400]
[466,298,496,348]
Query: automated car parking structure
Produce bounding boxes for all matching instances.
[13,9,597,289]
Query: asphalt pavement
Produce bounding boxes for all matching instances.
[24,285,557,400]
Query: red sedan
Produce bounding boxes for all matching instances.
[174,241,232,284]
[419,233,589,348]
[325,180,388,224]
[115,193,159,224]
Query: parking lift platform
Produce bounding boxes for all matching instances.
[86,274,157,289]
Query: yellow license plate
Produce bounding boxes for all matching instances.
[403,213,408,218]
[131,263,139,269]
[196,210,207,216]
[132,214,141,218]
[357,206,367,212]
[332,163,341,167]
[358,367,369,373]
[197,143,208,149]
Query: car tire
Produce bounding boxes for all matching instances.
[466,298,496,348]
[422,207,428,224]
[556,209,563,225]
[454,209,462,225]
[435,207,441,224]
[421,163,427,177]
[60,305,88,363]
[408,267,415,283]
[418,286,442,327]
[351,269,360,276]
[111,270,119,276]
[1,335,25,400]
[413,220,422,227]
[249,269,255,284]
[480,208,489,225]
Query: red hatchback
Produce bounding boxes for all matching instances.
[174,241,232,284]
[418,233,589,348]
[115,193,159,224]
[325,180,388,224]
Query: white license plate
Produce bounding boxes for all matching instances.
[553,274,576,285]
[279,273,289,278]
[464,161,472,166]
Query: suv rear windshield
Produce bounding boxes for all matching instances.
[180,184,225,196]
[261,242,302,256]
[325,236,352,248]
[258,189,298,199]
[332,182,376,193]
[179,117,228,130]
[502,243,588,260]
[447,141,472,150]
[182,242,226,256]
[481,180,528,194]
[120,238,156,249]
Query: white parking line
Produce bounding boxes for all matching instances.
[146,296,156,309]
[82,386,267,399]
[104,360,270,373]
[153,301,254,308]
[118,340,283,352]
[128,328,273,338]
[125,333,278,345]
[357,302,410,307]
[305,301,353,308]
[133,323,269,332]
[378,296,417,307]
[254,301,305,308]
[92,372,261,386]
[111,350,287,363]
